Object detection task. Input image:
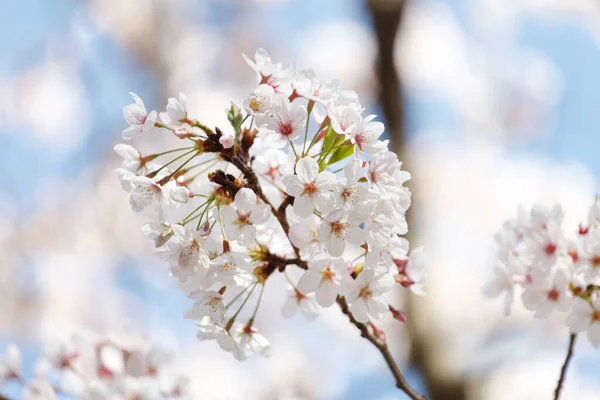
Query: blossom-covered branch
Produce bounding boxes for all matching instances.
[115,49,426,398]
[485,201,600,396]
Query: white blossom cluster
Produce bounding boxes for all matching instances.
[485,201,600,347]
[0,332,190,400]
[114,49,426,360]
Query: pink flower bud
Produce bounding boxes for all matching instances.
[219,135,234,149]
[389,305,408,323]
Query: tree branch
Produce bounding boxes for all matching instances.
[218,132,425,400]
[554,334,577,400]
[337,297,426,400]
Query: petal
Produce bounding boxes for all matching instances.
[250,204,271,225]
[283,175,304,197]
[315,171,337,190]
[297,271,321,294]
[350,300,368,323]
[294,195,315,218]
[315,284,337,308]
[235,188,257,212]
[367,296,388,319]
[121,125,141,140]
[296,157,319,183]
[170,186,190,203]
[327,237,345,257]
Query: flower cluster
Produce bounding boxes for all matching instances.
[485,201,600,347]
[115,49,425,360]
[0,332,189,399]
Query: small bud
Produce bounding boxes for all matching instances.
[369,322,386,343]
[219,135,234,149]
[222,240,231,253]
[198,221,211,237]
[388,305,408,323]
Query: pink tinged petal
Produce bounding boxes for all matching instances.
[315,284,337,308]
[327,236,346,257]
[235,188,257,213]
[296,157,319,183]
[297,271,321,294]
[283,175,304,197]
[294,195,316,218]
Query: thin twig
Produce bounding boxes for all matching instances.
[554,334,577,400]
[337,297,426,400]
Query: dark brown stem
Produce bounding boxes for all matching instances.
[337,297,426,400]
[554,334,577,400]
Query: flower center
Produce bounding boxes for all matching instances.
[592,256,600,268]
[593,310,600,322]
[547,288,560,301]
[207,298,221,312]
[544,243,557,255]
[267,165,281,179]
[302,182,319,197]
[249,97,263,112]
[321,267,336,282]
[331,221,348,238]
[359,285,373,300]
[279,121,294,136]
[342,186,355,200]
[235,211,252,226]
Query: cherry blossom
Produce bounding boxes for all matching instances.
[281,287,319,320]
[121,92,157,140]
[257,96,307,148]
[159,93,188,126]
[220,188,271,246]
[297,257,349,307]
[345,270,394,323]
[283,157,336,217]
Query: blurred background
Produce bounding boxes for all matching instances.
[1,0,600,398]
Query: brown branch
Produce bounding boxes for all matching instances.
[554,334,577,400]
[337,297,426,400]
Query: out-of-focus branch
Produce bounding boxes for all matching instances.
[554,334,577,400]
[366,1,469,399]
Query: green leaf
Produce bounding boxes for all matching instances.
[327,144,354,165]
[226,103,243,131]
[321,125,337,154]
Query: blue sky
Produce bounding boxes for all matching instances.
[2,0,600,398]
